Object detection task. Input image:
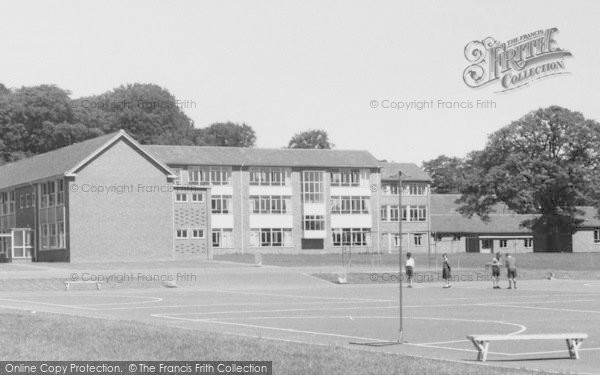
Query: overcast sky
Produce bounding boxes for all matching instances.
[1,0,598,164]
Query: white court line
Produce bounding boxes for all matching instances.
[216,290,393,303]
[97,300,391,311]
[0,298,95,310]
[491,303,600,315]
[76,296,163,307]
[155,299,594,317]
[153,313,526,345]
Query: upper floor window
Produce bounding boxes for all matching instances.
[250,195,291,214]
[381,183,399,195]
[302,171,324,203]
[249,168,290,186]
[304,215,325,231]
[188,167,231,186]
[406,183,427,196]
[330,196,370,214]
[211,195,232,214]
[330,169,360,187]
[0,191,15,215]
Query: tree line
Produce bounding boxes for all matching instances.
[422,106,600,249]
[0,83,334,165]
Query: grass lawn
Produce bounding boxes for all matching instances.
[0,309,548,375]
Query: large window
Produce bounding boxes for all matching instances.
[211,195,232,214]
[188,167,231,186]
[212,229,234,248]
[332,228,371,247]
[250,228,293,247]
[407,183,427,196]
[304,215,325,231]
[250,196,291,214]
[302,171,324,203]
[594,229,599,244]
[249,168,289,186]
[381,183,399,195]
[381,205,402,222]
[330,169,360,187]
[409,206,427,222]
[330,196,370,214]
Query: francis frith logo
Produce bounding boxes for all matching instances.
[463,28,572,92]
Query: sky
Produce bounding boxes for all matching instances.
[1,0,599,164]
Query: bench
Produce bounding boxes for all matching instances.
[467,333,588,362]
[64,280,102,291]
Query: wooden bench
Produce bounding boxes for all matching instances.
[467,333,588,362]
[64,280,102,291]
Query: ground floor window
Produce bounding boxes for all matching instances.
[303,215,324,231]
[499,239,508,248]
[594,228,600,244]
[481,239,492,250]
[250,228,293,247]
[212,229,234,248]
[332,228,371,247]
[176,229,188,239]
[524,238,533,248]
[413,233,424,246]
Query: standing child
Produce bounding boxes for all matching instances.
[405,252,415,288]
[505,254,517,289]
[491,252,501,289]
[442,253,452,288]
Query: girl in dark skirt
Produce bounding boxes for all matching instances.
[442,253,452,288]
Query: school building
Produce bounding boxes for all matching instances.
[0,131,597,262]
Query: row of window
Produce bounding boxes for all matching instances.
[40,222,66,249]
[0,192,15,216]
[381,183,427,196]
[330,169,369,187]
[489,238,533,249]
[330,196,370,214]
[40,180,65,208]
[250,195,292,214]
[384,232,426,246]
[175,192,204,203]
[381,205,427,222]
[250,168,290,186]
[175,228,205,239]
[250,228,294,247]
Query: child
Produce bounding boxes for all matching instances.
[505,254,517,289]
[491,252,501,289]
[442,253,451,288]
[405,252,415,288]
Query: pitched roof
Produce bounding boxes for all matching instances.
[380,162,431,181]
[143,145,381,168]
[577,206,600,228]
[0,130,175,190]
[430,194,535,234]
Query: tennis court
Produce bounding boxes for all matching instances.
[1,273,599,374]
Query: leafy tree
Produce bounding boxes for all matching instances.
[72,83,195,144]
[422,155,470,193]
[458,106,600,251]
[200,122,256,147]
[288,129,333,149]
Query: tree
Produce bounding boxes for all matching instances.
[422,155,470,193]
[72,83,196,145]
[287,129,333,149]
[199,122,256,147]
[458,106,600,251]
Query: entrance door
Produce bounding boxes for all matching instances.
[11,229,33,259]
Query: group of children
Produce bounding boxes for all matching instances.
[404,252,517,289]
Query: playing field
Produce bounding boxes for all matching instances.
[0,265,599,374]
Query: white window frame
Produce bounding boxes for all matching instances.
[175,193,188,202]
[304,215,324,231]
[191,229,205,239]
[191,193,204,203]
[176,229,189,239]
[499,239,508,248]
[593,229,599,244]
[524,238,533,248]
[211,195,232,214]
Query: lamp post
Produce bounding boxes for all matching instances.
[398,171,403,343]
